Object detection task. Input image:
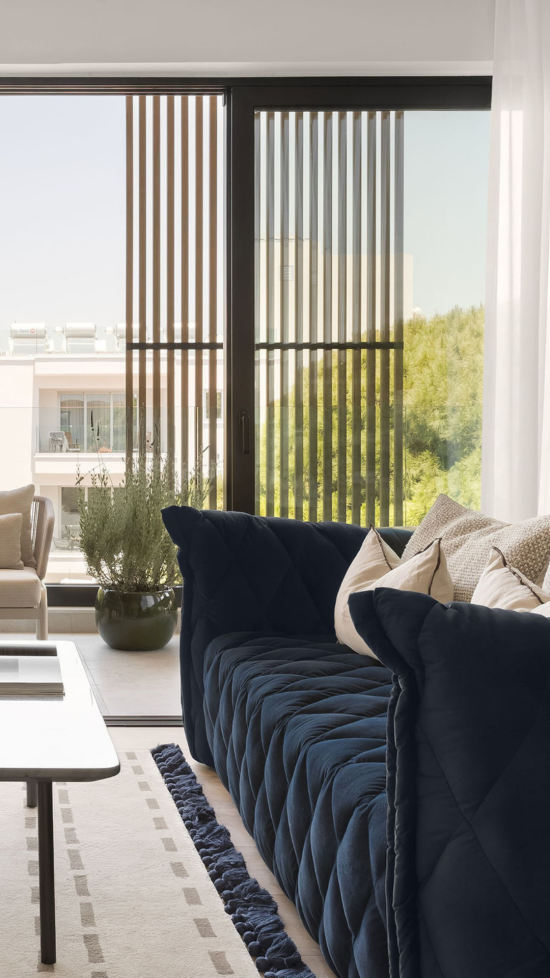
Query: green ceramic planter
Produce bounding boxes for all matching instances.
[95,588,178,652]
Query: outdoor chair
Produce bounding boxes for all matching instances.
[0,495,55,639]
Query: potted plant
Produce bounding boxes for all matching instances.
[77,457,211,651]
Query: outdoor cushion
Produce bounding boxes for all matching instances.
[0,567,41,607]
[203,631,393,978]
[349,587,550,978]
[0,484,36,567]
[0,513,23,569]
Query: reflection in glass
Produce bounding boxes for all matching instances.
[87,392,111,452]
[60,394,84,450]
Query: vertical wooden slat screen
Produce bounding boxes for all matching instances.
[280,112,290,519]
[166,96,175,473]
[152,95,161,460]
[266,112,275,516]
[254,110,263,516]
[125,96,134,463]
[254,108,405,526]
[322,112,333,521]
[195,97,204,486]
[138,96,147,461]
[294,112,304,521]
[393,112,405,526]
[337,111,347,523]
[366,112,377,527]
[126,95,224,503]
[208,97,218,508]
[351,111,362,525]
[180,96,189,492]
[379,112,391,527]
[308,112,319,523]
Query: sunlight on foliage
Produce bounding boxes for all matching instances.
[256,305,484,526]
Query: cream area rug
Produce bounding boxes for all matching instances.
[0,749,259,977]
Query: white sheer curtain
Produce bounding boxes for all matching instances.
[482,0,550,521]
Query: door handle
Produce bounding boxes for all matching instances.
[239,410,251,455]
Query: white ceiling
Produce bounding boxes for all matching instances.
[0,0,496,74]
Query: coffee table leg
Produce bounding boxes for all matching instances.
[38,781,56,965]
[26,779,37,808]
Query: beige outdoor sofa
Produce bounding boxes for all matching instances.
[0,495,55,639]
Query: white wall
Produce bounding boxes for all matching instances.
[0,0,495,73]
[0,361,35,489]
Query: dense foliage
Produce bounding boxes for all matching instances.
[403,304,484,523]
[77,458,211,592]
[256,305,484,525]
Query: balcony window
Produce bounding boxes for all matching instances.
[59,394,85,451]
[87,392,111,453]
[57,392,136,453]
[59,486,81,551]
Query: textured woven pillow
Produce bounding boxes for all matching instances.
[402,494,550,602]
[0,485,35,567]
[0,513,23,570]
[471,547,550,612]
[335,532,453,658]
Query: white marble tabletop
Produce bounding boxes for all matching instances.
[0,640,120,782]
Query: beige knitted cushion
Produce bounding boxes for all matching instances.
[402,494,550,602]
[0,513,23,570]
[0,485,36,567]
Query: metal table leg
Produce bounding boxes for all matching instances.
[26,779,37,808]
[37,781,56,965]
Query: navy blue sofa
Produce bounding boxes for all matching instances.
[163,506,550,978]
[162,506,412,978]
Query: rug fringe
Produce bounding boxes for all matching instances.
[151,743,317,978]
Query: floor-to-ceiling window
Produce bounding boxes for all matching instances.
[0,80,491,582]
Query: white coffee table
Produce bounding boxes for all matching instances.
[0,640,120,965]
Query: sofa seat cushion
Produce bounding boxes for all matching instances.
[203,632,392,978]
[0,567,41,607]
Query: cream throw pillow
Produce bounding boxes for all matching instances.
[0,485,35,567]
[0,513,23,570]
[335,530,453,658]
[471,547,550,612]
[402,493,550,602]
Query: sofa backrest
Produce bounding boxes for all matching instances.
[163,505,413,765]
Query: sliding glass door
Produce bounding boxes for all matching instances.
[229,81,491,525]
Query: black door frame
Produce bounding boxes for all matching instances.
[0,75,492,591]
[227,76,492,514]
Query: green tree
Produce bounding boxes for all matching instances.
[257,304,484,526]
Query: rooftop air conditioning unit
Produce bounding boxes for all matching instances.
[9,323,49,355]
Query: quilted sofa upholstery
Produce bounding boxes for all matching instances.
[162,506,412,978]
[350,588,550,978]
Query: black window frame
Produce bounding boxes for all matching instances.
[0,75,491,602]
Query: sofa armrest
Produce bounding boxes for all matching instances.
[162,505,412,764]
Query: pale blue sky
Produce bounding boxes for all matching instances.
[404,111,490,317]
[0,96,125,348]
[0,97,490,351]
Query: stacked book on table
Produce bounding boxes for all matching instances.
[0,644,64,696]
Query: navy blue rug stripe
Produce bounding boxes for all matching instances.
[151,743,317,978]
